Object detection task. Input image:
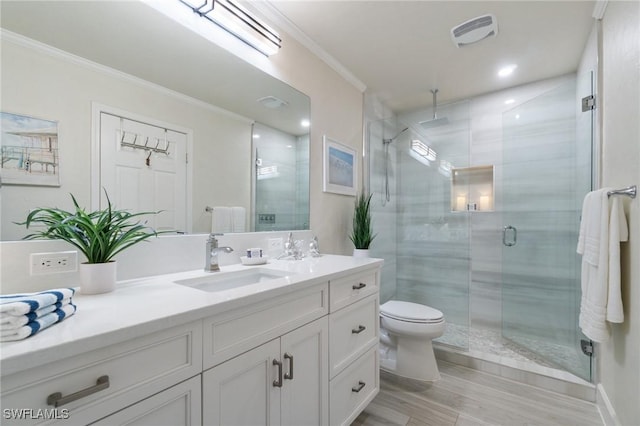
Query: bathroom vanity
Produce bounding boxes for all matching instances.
[0,255,382,426]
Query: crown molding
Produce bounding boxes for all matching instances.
[0,29,253,124]
[250,2,367,93]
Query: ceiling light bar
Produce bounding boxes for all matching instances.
[179,0,281,56]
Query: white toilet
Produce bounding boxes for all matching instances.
[379,300,445,382]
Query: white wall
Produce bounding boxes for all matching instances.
[0,35,252,240]
[246,26,365,255]
[598,1,640,424]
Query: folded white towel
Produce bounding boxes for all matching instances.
[0,298,72,331]
[578,190,628,342]
[0,303,77,342]
[0,288,75,316]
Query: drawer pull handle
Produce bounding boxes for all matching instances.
[284,352,294,380]
[352,283,367,290]
[352,325,366,334]
[47,375,110,407]
[273,359,283,388]
[352,381,366,393]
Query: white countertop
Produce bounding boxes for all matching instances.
[0,255,383,376]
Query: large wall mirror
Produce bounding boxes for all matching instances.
[0,0,310,241]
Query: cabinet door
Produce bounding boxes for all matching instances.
[91,376,201,426]
[203,339,281,426]
[281,318,329,426]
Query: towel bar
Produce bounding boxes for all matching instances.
[607,185,636,199]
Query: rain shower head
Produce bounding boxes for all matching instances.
[419,89,449,129]
[383,127,409,144]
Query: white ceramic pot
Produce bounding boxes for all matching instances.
[79,261,117,294]
[353,249,370,258]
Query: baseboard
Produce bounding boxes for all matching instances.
[596,384,620,426]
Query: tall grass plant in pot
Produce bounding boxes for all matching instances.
[19,193,162,294]
[349,192,376,258]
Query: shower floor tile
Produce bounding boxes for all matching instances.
[435,322,586,373]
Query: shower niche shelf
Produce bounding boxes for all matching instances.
[451,165,494,212]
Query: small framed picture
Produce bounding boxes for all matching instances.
[0,112,60,186]
[323,135,357,196]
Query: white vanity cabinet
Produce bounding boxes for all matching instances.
[0,321,202,426]
[202,317,329,426]
[0,257,383,426]
[327,270,380,426]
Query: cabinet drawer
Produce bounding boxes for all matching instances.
[92,376,201,426]
[1,321,202,426]
[329,346,379,426]
[329,269,378,312]
[329,294,378,378]
[203,282,328,369]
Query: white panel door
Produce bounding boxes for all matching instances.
[281,318,329,426]
[202,339,281,426]
[100,113,187,232]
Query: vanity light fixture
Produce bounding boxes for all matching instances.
[179,0,281,56]
[411,140,437,162]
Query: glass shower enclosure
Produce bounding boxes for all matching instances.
[367,73,593,381]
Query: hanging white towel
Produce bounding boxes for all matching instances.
[577,189,628,342]
[231,207,246,232]
[211,207,232,233]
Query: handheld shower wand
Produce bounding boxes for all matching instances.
[382,127,409,206]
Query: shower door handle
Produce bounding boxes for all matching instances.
[503,225,517,247]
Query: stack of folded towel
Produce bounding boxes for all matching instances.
[1,288,77,342]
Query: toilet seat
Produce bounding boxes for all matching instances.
[380,301,444,324]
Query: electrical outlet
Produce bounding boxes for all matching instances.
[268,238,283,251]
[31,251,78,275]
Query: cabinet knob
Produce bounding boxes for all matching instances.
[351,325,366,334]
[351,381,366,393]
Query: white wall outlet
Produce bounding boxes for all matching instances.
[30,251,78,275]
[268,238,283,251]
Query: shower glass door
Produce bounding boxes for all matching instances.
[501,75,592,380]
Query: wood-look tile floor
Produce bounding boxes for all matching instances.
[352,361,603,426]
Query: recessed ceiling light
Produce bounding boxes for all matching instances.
[301,119,310,127]
[504,99,515,105]
[515,114,520,119]
[498,65,517,77]
[253,134,260,139]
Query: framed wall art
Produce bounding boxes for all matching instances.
[0,112,60,186]
[323,135,357,196]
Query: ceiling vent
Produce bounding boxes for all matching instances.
[257,96,288,109]
[451,14,498,48]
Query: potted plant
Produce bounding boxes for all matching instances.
[19,192,162,294]
[349,192,376,258]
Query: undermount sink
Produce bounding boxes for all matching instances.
[174,268,294,293]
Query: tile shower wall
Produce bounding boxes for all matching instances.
[254,123,309,231]
[392,73,583,339]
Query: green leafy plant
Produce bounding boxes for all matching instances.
[18,192,162,264]
[349,192,376,250]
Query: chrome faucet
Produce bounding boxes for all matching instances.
[205,233,234,272]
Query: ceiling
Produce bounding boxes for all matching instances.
[265,0,596,112]
[0,1,310,136]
